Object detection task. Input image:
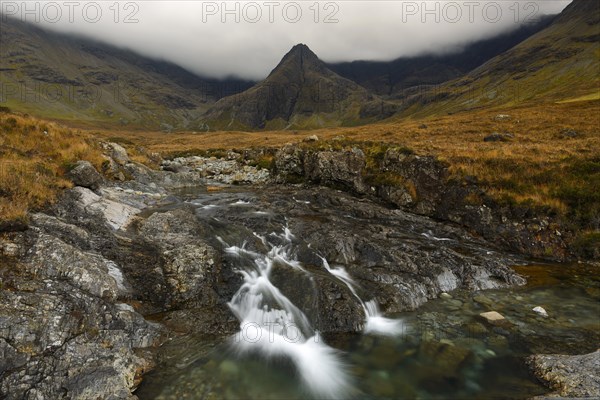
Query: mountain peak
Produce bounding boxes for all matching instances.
[269,43,324,77]
[203,42,396,130]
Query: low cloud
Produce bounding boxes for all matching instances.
[2,0,571,80]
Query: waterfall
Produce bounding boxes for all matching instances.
[221,225,405,398]
[221,228,351,399]
[320,258,406,336]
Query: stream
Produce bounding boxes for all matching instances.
[136,186,600,400]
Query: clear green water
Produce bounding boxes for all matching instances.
[137,262,600,400]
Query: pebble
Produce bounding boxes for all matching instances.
[485,349,496,357]
[532,306,549,317]
[448,299,463,308]
[440,292,452,299]
[479,311,506,325]
[218,360,239,376]
[474,294,494,307]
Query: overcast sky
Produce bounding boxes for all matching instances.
[4,0,572,79]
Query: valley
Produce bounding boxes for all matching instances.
[0,0,599,399]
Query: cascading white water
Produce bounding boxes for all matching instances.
[221,228,352,399]
[221,225,406,398]
[320,258,406,336]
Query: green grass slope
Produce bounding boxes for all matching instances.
[0,17,251,130]
[396,0,600,117]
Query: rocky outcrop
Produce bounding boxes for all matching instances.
[137,207,222,309]
[162,155,270,185]
[191,184,525,334]
[0,229,162,400]
[304,148,368,192]
[0,152,239,398]
[528,350,600,398]
[273,144,570,260]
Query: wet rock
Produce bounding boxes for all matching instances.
[161,243,220,307]
[479,311,507,326]
[271,143,570,260]
[269,261,364,333]
[488,335,508,350]
[367,372,396,397]
[533,306,549,317]
[464,322,488,336]
[419,339,473,374]
[139,207,204,247]
[528,350,600,398]
[137,207,226,312]
[473,294,494,307]
[160,307,239,336]
[67,160,103,190]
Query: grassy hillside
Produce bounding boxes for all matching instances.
[0,18,252,130]
[0,110,104,227]
[97,100,599,228]
[395,0,600,117]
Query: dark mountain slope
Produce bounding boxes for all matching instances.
[0,17,253,129]
[201,44,397,130]
[328,16,555,96]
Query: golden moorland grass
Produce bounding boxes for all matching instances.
[94,100,600,221]
[0,112,104,225]
[1,100,598,233]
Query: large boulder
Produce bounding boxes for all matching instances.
[304,148,367,193]
[67,160,103,190]
[161,243,220,307]
[106,142,130,165]
[138,207,222,309]
[527,350,600,398]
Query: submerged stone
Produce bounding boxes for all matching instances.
[479,311,506,326]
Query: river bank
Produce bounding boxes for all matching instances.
[1,145,598,399]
